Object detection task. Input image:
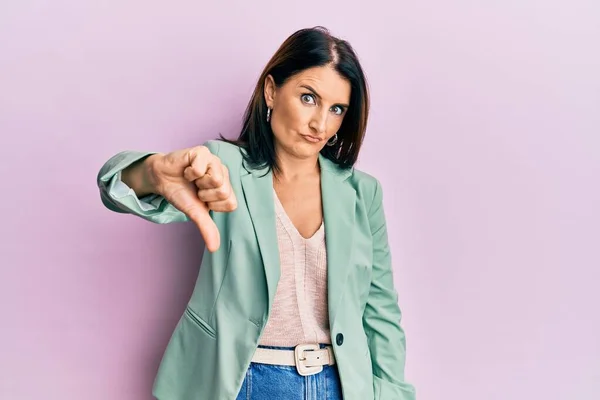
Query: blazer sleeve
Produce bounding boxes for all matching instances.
[363,179,417,400]
[96,140,221,224]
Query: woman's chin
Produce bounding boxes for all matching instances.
[288,143,321,159]
[275,136,322,159]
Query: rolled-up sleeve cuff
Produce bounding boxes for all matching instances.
[107,170,165,212]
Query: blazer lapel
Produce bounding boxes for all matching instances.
[240,164,281,317]
[240,153,356,331]
[319,154,356,330]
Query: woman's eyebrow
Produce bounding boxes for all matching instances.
[300,84,349,108]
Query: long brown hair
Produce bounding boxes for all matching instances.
[221,26,370,172]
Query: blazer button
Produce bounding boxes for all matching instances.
[336,333,344,346]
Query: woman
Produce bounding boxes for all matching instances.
[97,27,416,400]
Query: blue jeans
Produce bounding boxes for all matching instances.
[235,344,343,400]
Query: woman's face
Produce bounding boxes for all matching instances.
[264,65,351,161]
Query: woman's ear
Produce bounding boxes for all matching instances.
[264,74,276,108]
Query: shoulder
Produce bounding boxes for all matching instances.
[321,154,385,212]
[202,139,244,171]
[346,167,389,232]
[346,167,384,211]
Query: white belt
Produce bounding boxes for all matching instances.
[251,343,336,376]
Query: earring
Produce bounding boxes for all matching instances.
[266,107,271,122]
[326,133,338,146]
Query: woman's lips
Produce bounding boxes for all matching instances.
[302,135,322,143]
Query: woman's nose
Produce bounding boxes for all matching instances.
[309,110,328,134]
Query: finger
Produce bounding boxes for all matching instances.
[183,154,209,182]
[206,196,238,213]
[197,185,232,203]
[194,212,221,253]
[194,162,225,190]
[182,147,217,182]
[197,164,232,202]
[206,165,237,212]
[186,201,221,253]
[165,183,221,252]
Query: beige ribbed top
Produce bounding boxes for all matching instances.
[258,189,331,346]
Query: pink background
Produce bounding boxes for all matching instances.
[1,1,599,399]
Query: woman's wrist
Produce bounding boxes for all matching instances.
[122,153,163,197]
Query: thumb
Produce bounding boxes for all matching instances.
[187,202,221,253]
[167,185,221,252]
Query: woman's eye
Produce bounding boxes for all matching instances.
[331,106,345,115]
[301,94,316,104]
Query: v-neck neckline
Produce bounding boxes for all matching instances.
[272,188,324,242]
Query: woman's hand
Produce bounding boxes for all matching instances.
[147,145,237,252]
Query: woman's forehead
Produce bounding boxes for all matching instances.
[287,66,351,102]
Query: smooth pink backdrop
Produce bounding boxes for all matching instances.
[1,1,599,399]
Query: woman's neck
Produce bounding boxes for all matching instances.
[273,151,320,183]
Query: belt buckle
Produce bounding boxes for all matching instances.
[294,343,323,376]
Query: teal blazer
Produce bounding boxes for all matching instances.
[97,140,416,400]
